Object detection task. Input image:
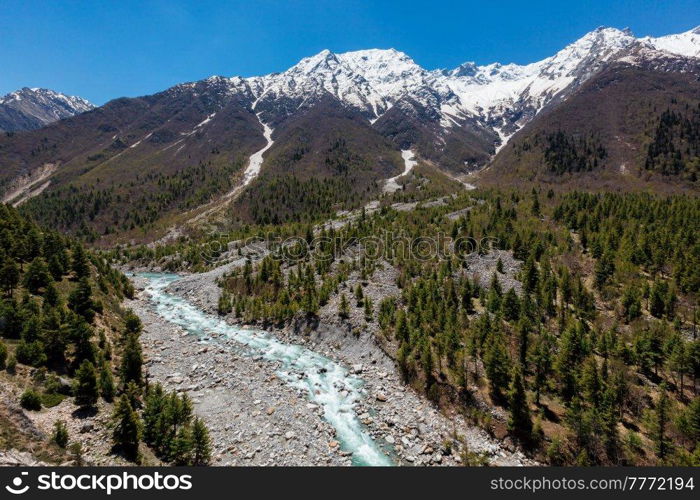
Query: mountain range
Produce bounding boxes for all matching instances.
[0,87,94,132]
[0,26,698,241]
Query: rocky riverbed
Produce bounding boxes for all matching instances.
[127,270,533,466]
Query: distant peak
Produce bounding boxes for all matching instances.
[450,61,478,77]
[15,87,53,95]
[309,48,335,59]
[338,47,413,61]
[316,48,333,57]
[301,48,337,63]
[1,86,92,105]
[586,26,634,38]
[0,86,94,131]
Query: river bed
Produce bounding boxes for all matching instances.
[140,272,393,466]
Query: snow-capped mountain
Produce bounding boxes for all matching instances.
[0,25,697,240]
[180,25,698,152]
[0,87,94,132]
[245,48,432,123]
[439,27,641,136]
[642,25,700,58]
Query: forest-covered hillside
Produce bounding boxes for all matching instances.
[0,204,211,465]
[147,189,700,466]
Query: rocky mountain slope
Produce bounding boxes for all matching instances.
[481,52,700,190]
[0,26,697,240]
[0,87,94,132]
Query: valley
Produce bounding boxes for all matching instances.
[127,272,530,465]
[0,23,698,469]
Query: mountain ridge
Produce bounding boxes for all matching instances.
[182,25,700,143]
[0,87,94,132]
[0,25,697,241]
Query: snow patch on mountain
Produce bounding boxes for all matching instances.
[643,26,700,58]
[384,149,418,193]
[242,114,274,187]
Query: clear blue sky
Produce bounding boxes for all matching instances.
[1,0,697,104]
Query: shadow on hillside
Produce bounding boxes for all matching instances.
[71,406,98,419]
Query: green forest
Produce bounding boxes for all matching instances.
[0,204,211,465]
[195,189,699,465]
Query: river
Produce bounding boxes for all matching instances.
[139,272,394,466]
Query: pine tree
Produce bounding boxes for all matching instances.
[653,384,673,462]
[73,360,98,408]
[24,257,51,294]
[120,333,143,387]
[68,278,99,323]
[555,322,586,401]
[71,244,90,279]
[594,251,615,290]
[517,318,530,368]
[394,309,409,342]
[487,273,502,312]
[530,333,552,405]
[42,324,66,367]
[581,356,602,406]
[338,293,350,319]
[20,389,42,410]
[484,333,511,399]
[124,310,143,336]
[522,256,539,294]
[668,340,691,393]
[112,394,142,461]
[70,317,96,366]
[119,382,138,409]
[99,362,115,402]
[531,190,541,217]
[507,366,533,442]
[15,338,47,367]
[48,254,65,281]
[649,282,667,318]
[354,284,364,307]
[0,299,21,338]
[621,286,642,323]
[502,288,520,322]
[600,385,620,459]
[191,417,212,465]
[682,397,700,443]
[52,420,69,448]
[6,355,16,373]
[217,291,232,315]
[142,383,166,446]
[364,297,373,322]
[171,427,193,465]
[0,260,20,296]
[43,282,60,307]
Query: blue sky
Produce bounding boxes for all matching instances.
[1,0,697,104]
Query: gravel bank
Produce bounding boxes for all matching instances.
[127,267,533,466]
